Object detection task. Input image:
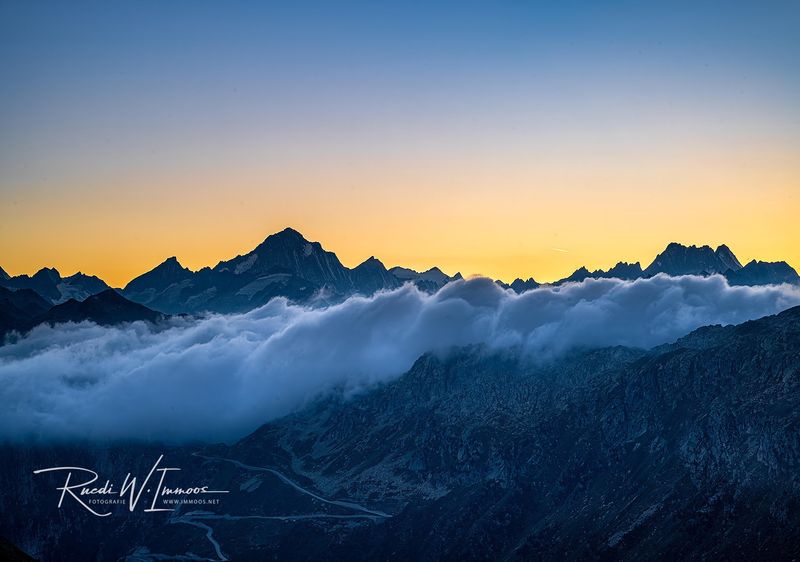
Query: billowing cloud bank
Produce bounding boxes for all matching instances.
[2,275,799,443]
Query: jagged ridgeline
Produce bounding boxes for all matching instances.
[2,229,798,323]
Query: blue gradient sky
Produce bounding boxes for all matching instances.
[1,1,798,284]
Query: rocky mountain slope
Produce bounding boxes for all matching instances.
[39,289,165,326]
[556,261,643,284]
[389,266,463,292]
[3,306,799,560]
[122,228,405,313]
[219,307,800,560]
[726,259,800,286]
[0,288,164,340]
[643,243,742,276]
[0,286,51,337]
[0,268,110,304]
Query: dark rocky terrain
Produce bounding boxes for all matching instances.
[0,537,36,562]
[39,289,165,326]
[0,286,52,337]
[0,288,164,340]
[2,305,799,561]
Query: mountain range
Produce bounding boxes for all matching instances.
[3,304,800,560]
[0,287,164,338]
[0,267,110,305]
[120,228,409,314]
[552,242,799,287]
[1,229,798,332]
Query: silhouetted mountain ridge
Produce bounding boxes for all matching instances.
[122,228,407,313]
[4,233,798,312]
[0,286,51,337]
[0,267,110,304]
[555,243,796,288]
[41,289,164,326]
[643,242,742,276]
[726,259,800,286]
[1,288,164,340]
[389,265,462,292]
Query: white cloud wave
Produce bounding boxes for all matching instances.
[1,274,799,443]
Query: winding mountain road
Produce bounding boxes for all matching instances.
[129,452,391,561]
[192,452,392,518]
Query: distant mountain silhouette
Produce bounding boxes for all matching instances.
[559,265,592,283]
[553,244,797,289]
[123,228,404,313]
[496,277,540,293]
[0,266,9,281]
[555,261,643,285]
[643,243,742,276]
[0,267,109,304]
[714,244,744,272]
[351,257,401,294]
[124,256,193,294]
[1,267,62,302]
[726,259,800,286]
[640,243,798,286]
[6,234,799,313]
[0,286,51,337]
[39,289,164,326]
[121,256,195,313]
[1,287,162,340]
[213,227,353,290]
[389,266,462,292]
[605,261,645,279]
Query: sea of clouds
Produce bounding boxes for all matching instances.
[1,274,799,443]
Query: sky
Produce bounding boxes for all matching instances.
[0,0,798,286]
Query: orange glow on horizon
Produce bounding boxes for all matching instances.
[1,137,797,287]
[2,0,798,290]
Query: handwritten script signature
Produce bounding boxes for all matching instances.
[33,454,228,517]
